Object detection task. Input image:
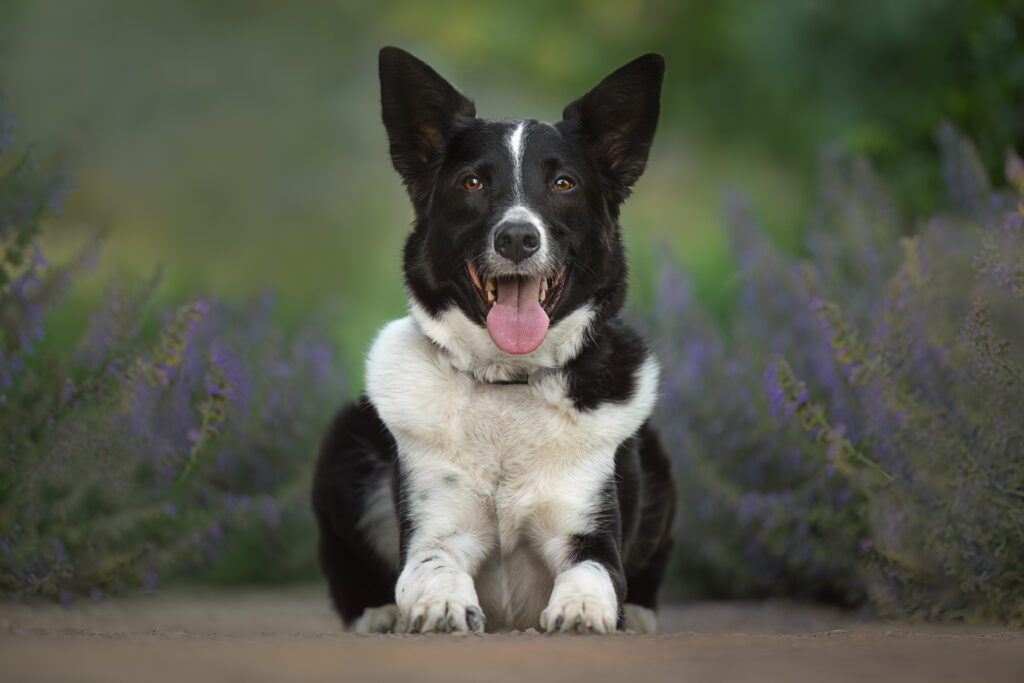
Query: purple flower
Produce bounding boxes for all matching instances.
[0,108,16,150]
[206,340,248,407]
[61,379,75,404]
[258,495,281,528]
[737,493,760,523]
[46,175,74,216]
[764,361,787,416]
[1004,211,1023,232]
[1005,150,1024,192]
[142,567,159,594]
[50,537,68,565]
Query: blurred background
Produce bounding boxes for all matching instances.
[3,0,1021,376]
[2,1,1022,623]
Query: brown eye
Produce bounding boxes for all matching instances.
[462,175,483,191]
[553,176,575,192]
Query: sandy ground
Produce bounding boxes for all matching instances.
[1,589,1021,682]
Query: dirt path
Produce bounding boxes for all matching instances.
[2,589,1021,682]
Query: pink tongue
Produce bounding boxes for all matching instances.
[486,277,550,354]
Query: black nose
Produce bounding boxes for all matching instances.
[494,222,540,263]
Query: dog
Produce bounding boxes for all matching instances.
[312,47,675,635]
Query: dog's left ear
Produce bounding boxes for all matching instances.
[379,47,476,208]
[562,54,664,197]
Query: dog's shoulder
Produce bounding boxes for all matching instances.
[366,316,437,371]
[364,316,461,434]
[562,317,659,412]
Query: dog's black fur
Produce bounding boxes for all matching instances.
[312,47,676,633]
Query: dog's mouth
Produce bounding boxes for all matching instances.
[467,261,568,355]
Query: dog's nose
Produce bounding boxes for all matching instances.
[494,222,540,263]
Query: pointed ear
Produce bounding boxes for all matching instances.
[562,54,664,195]
[379,47,476,204]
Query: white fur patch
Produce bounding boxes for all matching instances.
[490,120,552,274]
[498,204,543,231]
[353,604,399,634]
[356,477,400,571]
[395,554,484,633]
[408,300,594,383]
[540,560,618,634]
[508,120,527,201]
[474,543,553,631]
[622,603,658,634]
[364,314,659,632]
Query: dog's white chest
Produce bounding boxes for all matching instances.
[366,316,659,629]
[366,315,651,480]
[422,382,615,629]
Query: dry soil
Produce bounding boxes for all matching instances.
[1,589,1021,682]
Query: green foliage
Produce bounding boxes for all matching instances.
[0,119,344,602]
[655,1,1024,213]
[2,0,1021,357]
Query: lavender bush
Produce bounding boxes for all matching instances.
[653,127,1024,624]
[4,98,1021,624]
[0,115,345,601]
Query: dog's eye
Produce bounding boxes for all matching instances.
[461,175,483,191]
[552,176,575,192]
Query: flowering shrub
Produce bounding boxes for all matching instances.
[4,97,1021,626]
[0,114,345,602]
[653,127,1024,624]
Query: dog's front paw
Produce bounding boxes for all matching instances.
[540,594,615,634]
[540,561,617,635]
[396,563,485,634]
[352,604,399,634]
[406,597,486,634]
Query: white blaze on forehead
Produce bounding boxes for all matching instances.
[493,119,551,272]
[507,121,527,201]
[498,205,544,231]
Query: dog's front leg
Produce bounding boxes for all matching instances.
[394,462,493,634]
[539,525,626,634]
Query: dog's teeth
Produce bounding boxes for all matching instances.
[486,278,496,304]
[539,278,549,303]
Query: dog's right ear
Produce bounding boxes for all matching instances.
[379,47,476,207]
[561,54,664,204]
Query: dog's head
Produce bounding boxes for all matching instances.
[379,46,663,364]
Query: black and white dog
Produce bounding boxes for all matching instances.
[312,47,675,635]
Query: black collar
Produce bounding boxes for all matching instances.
[484,378,529,386]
